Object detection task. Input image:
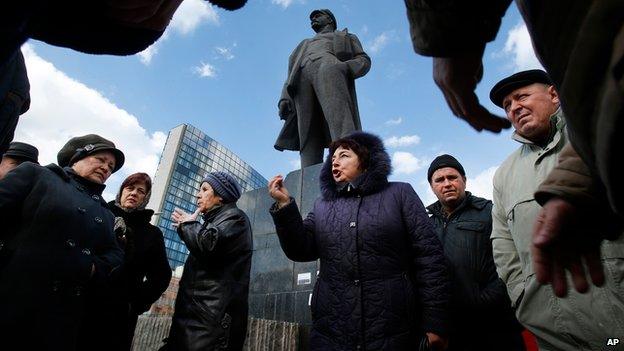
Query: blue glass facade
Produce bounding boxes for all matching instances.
[154,125,267,269]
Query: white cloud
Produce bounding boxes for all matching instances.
[367,31,395,54]
[466,166,498,201]
[215,46,235,60]
[135,0,219,64]
[392,151,424,174]
[385,135,421,148]
[272,0,303,9]
[385,117,402,126]
[194,61,217,78]
[419,180,438,207]
[18,44,166,201]
[170,0,219,35]
[137,44,159,65]
[499,22,543,71]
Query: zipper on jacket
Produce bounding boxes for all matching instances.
[354,196,365,348]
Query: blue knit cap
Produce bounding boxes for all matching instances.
[202,171,242,204]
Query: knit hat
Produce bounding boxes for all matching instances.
[57,134,125,172]
[489,69,553,108]
[202,171,241,204]
[4,141,39,164]
[427,154,465,182]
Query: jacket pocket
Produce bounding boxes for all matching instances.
[456,222,485,232]
[402,273,416,321]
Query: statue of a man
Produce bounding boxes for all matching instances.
[274,9,371,167]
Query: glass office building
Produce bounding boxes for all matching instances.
[147,124,267,269]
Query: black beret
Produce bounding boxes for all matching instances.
[4,142,39,164]
[489,69,553,108]
[427,154,465,182]
[310,9,337,28]
[57,134,125,172]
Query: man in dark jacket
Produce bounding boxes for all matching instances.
[164,172,252,351]
[275,9,371,167]
[0,141,38,179]
[426,154,523,351]
[404,0,624,294]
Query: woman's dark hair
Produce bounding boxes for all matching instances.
[120,172,152,193]
[329,137,370,171]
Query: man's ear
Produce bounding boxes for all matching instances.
[548,85,560,105]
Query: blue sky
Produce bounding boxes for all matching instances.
[16,0,541,204]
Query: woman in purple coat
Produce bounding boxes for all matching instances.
[268,131,450,351]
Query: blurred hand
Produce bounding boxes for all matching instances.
[532,197,605,297]
[433,53,511,133]
[268,175,291,208]
[278,100,292,120]
[104,0,183,31]
[426,332,448,351]
[171,207,200,227]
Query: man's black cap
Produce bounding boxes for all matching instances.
[428,154,465,182]
[489,69,553,108]
[310,9,337,29]
[57,134,125,172]
[4,142,39,164]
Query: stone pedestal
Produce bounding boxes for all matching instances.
[237,164,322,329]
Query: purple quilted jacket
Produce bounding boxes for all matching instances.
[271,132,449,350]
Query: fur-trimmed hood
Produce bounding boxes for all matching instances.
[320,131,392,200]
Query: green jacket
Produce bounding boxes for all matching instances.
[492,109,624,350]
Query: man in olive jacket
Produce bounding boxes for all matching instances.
[426,154,523,351]
[275,9,371,167]
[404,0,624,293]
[490,71,624,350]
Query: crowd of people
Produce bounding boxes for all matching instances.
[1,1,623,351]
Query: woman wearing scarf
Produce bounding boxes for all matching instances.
[86,172,172,350]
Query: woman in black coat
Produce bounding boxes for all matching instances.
[162,171,252,351]
[0,134,124,351]
[78,172,172,350]
[268,131,451,351]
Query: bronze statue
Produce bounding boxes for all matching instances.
[274,9,371,167]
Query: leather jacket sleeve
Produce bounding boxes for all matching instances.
[177,210,248,259]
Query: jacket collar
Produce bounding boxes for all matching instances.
[202,202,237,222]
[511,107,566,147]
[427,192,487,219]
[46,163,106,195]
[108,201,154,223]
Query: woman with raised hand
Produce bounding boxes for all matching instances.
[162,171,252,351]
[269,131,451,351]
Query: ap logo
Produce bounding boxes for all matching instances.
[607,338,620,346]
